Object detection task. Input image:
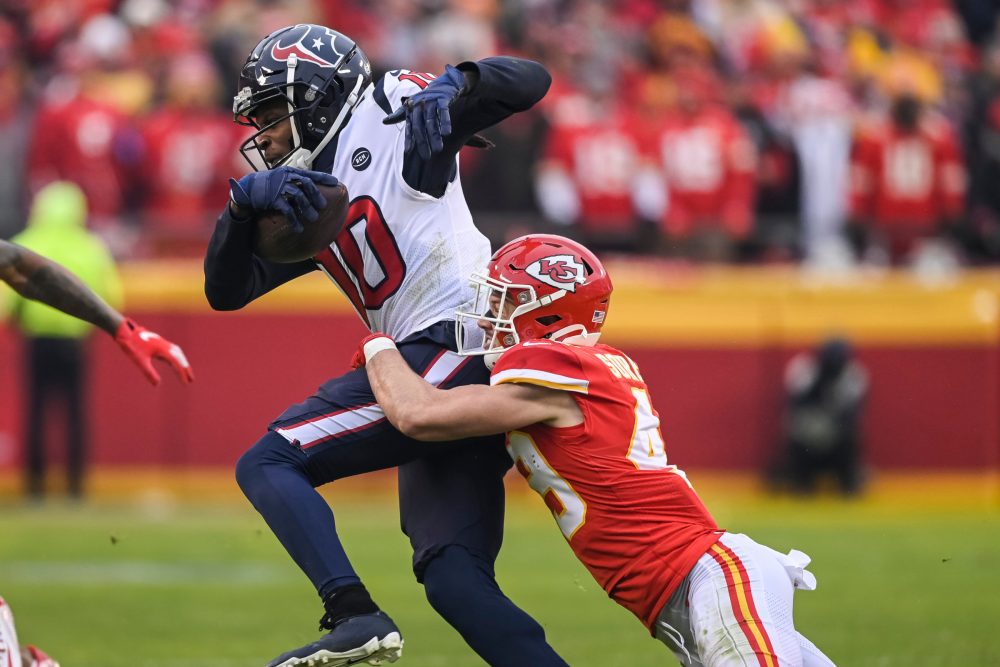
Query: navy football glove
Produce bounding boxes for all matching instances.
[383,65,468,159]
[229,167,340,233]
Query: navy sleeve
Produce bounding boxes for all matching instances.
[402,56,551,197]
[203,206,315,311]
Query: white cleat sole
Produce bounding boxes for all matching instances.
[274,633,403,667]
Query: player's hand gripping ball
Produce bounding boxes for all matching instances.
[253,180,349,263]
[229,167,349,263]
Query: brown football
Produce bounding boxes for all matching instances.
[253,182,349,263]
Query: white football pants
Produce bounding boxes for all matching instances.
[654,532,836,666]
[0,596,24,667]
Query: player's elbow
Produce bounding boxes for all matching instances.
[514,59,551,109]
[204,283,245,311]
[393,411,436,441]
[392,407,451,442]
[205,294,239,311]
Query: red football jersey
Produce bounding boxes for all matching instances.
[649,107,757,238]
[540,102,642,231]
[140,108,248,231]
[849,117,966,228]
[28,95,136,225]
[491,340,720,630]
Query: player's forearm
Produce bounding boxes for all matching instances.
[203,206,313,310]
[204,206,262,310]
[367,350,491,441]
[463,57,551,114]
[367,350,446,439]
[3,243,123,334]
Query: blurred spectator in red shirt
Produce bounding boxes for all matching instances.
[26,14,148,253]
[848,92,966,263]
[535,85,644,252]
[139,52,249,256]
[646,68,757,261]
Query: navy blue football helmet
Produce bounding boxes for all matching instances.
[233,24,372,170]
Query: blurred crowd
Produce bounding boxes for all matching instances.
[2,0,1000,267]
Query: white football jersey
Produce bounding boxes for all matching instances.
[313,71,490,342]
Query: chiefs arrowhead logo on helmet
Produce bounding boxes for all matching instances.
[526,255,586,292]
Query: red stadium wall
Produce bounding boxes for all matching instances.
[1,263,998,472]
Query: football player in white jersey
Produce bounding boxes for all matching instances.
[203,24,567,667]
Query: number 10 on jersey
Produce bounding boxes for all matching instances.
[315,196,407,327]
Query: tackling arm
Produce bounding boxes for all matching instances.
[0,239,122,334]
[366,347,573,441]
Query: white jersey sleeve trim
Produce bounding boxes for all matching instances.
[491,368,590,393]
[275,351,470,448]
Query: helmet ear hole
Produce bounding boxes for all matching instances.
[536,315,561,326]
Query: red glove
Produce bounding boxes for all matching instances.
[351,333,396,369]
[24,645,61,667]
[114,318,195,386]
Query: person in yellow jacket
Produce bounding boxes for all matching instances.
[2,181,193,499]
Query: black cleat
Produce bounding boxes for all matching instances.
[265,611,403,667]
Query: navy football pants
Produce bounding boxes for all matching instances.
[234,322,567,666]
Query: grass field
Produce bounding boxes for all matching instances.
[1,473,999,667]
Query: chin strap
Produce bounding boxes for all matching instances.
[286,79,371,170]
[285,54,302,150]
[484,349,503,370]
[278,39,369,171]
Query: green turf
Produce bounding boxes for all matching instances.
[1,489,998,667]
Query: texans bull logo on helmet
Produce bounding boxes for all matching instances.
[525,255,587,292]
[269,26,343,69]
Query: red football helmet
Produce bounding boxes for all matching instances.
[456,234,613,366]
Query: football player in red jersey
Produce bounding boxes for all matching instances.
[359,234,836,666]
